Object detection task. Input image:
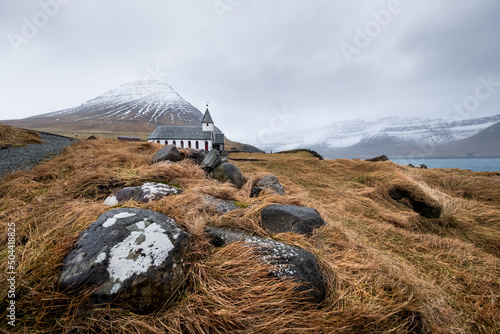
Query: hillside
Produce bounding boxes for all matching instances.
[0,123,41,148]
[429,121,500,158]
[0,141,498,332]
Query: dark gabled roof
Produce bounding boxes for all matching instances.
[201,109,214,123]
[148,126,212,140]
[214,133,225,144]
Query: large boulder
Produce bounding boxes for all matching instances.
[205,227,325,303]
[153,145,183,163]
[182,149,208,165]
[213,163,245,189]
[103,182,182,206]
[260,205,326,235]
[204,195,238,214]
[200,149,222,172]
[255,175,285,195]
[59,208,191,314]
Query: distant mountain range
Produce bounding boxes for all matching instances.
[3,80,498,158]
[246,114,500,159]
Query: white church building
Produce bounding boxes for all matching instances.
[148,108,225,152]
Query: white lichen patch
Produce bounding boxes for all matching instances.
[110,282,121,294]
[95,252,107,264]
[107,223,175,285]
[136,221,145,230]
[140,182,179,201]
[103,195,119,206]
[103,211,136,228]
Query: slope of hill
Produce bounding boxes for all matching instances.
[429,121,500,158]
[0,123,41,148]
[0,141,498,332]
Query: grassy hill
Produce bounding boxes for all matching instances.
[0,123,42,148]
[0,142,498,333]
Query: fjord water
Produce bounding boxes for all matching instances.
[391,158,500,172]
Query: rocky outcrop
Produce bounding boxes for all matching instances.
[260,205,327,235]
[213,163,245,189]
[365,155,389,162]
[103,182,181,206]
[152,145,183,163]
[255,175,285,195]
[59,208,191,314]
[200,150,222,173]
[205,227,325,303]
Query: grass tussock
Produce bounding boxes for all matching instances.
[0,143,499,333]
[0,124,42,147]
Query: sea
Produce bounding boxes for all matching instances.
[390,158,500,172]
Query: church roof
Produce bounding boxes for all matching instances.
[148,125,225,144]
[214,133,225,144]
[148,126,212,140]
[201,109,214,123]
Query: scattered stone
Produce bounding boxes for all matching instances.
[59,208,191,314]
[205,227,325,303]
[103,182,182,206]
[389,186,441,218]
[152,145,183,163]
[213,163,245,189]
[200,149,222,173]
[255,175,285,195]
[250,187,264,198]
[204,195,238,214]
[260,205,327,235]
[365,155,389,162]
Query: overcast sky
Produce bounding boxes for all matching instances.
[1,0,499,140]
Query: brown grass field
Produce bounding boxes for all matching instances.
[0,124,42,147]
[0,140,499,333]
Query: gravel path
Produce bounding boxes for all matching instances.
[0,132,76,180]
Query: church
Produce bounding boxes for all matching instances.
[147,108,225,152]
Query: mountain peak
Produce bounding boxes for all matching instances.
[26,80,203,127]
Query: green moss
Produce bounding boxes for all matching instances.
[233,201,249,209]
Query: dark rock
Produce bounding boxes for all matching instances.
[152,145,183,163]
[250,187,264,198]
[59,208,191,314]
[255,175,285,195]
[183,149,207,165]
[103,182,181,206]
[365,155,389,162]
[205,227,325,303]
[200,149,222,172]
[260,205,326,235]
[204,195,238,214]
[213,163,245,189]
[389,187,441,218]
[87,135,97,140]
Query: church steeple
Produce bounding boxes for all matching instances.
[201,108,214,124]
[201,104,215,132]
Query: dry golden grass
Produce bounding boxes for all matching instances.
[0,143,499,333]
[0,124,42,147]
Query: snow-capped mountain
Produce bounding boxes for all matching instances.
[249,114,500,157]
[29,81,203,126]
